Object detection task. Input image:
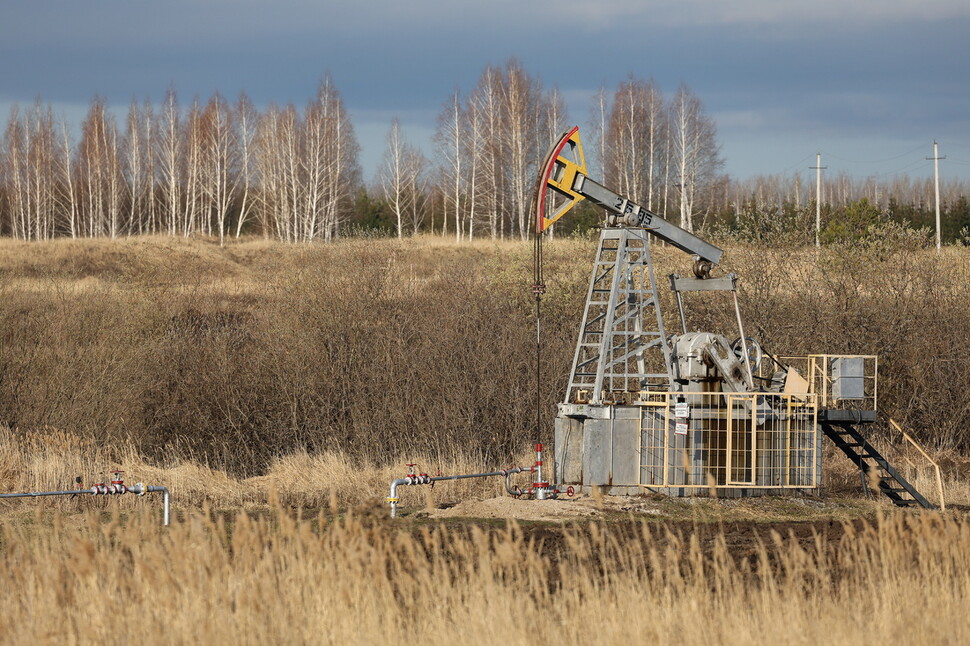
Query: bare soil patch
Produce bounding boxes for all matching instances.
[415,491,884,524]
[424,495,602,521]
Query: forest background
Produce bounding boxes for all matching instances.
[3,60,969,247]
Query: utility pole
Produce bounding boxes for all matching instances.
[811,153,827,247]
[927,141,945,252]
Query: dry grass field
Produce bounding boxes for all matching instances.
[0,235,968,642]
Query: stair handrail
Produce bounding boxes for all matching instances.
[889,418,945,511]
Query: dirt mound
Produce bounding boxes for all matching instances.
[427,496,593,521]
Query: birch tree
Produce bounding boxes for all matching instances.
[181,100,204,236]
[58,113,79,238]
[603,77,664,210]
[124,98,155,235]
[254,103,304,241]
[2,107,27,237]
[315,76,360,241]
[302,92,330,241]
[405,147,429,235]
[76,97,124,237]
[253,104,282,239]
[588,86,610,182]
[464,97,480,240]
[669,84,721,232]
[0,104,60,239]
[469,66,504,239]
[0,102,70,239]
[275,104,301,241]
[433,90,466,242]
[234,93,257,237]
[29,103,61,239]
[501,59,543,239]
[198,92,238,245]
[379,118,412,239]
[156,88,182,236]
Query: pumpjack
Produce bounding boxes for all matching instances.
[534,127,935,508]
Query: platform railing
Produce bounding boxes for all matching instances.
[889,418,945,511]
[767,354,878,411]
[807,354,878,411]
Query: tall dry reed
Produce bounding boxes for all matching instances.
[0,506,966,643]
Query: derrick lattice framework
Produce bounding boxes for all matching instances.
[566,227,673,405]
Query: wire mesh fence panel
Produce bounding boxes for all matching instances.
[640,392,818,490]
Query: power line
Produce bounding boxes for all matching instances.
[820,142,928,165]
[779,153,815,176]
[867,158,932,179]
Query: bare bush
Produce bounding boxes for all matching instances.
[0,236,967,477]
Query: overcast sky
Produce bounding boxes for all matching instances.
[3,0,969,183]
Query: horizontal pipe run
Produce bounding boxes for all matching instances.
[0,490,93,498]
[388,468,534,518]
[0,484,171,526]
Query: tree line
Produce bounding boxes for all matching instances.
[2,60,968,244]
[1,77,359,243]
[714,170,970,245]
[383,67,722,240]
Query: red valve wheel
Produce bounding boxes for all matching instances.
[566,486,575,498]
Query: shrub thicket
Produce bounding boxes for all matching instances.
[0,235,967,475]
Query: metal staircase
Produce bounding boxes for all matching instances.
[564,228,673,405]
[822,421,936,509]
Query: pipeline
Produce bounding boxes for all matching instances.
[0,472,171,526]
[388,469,514,519]
[387,445,559,518]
